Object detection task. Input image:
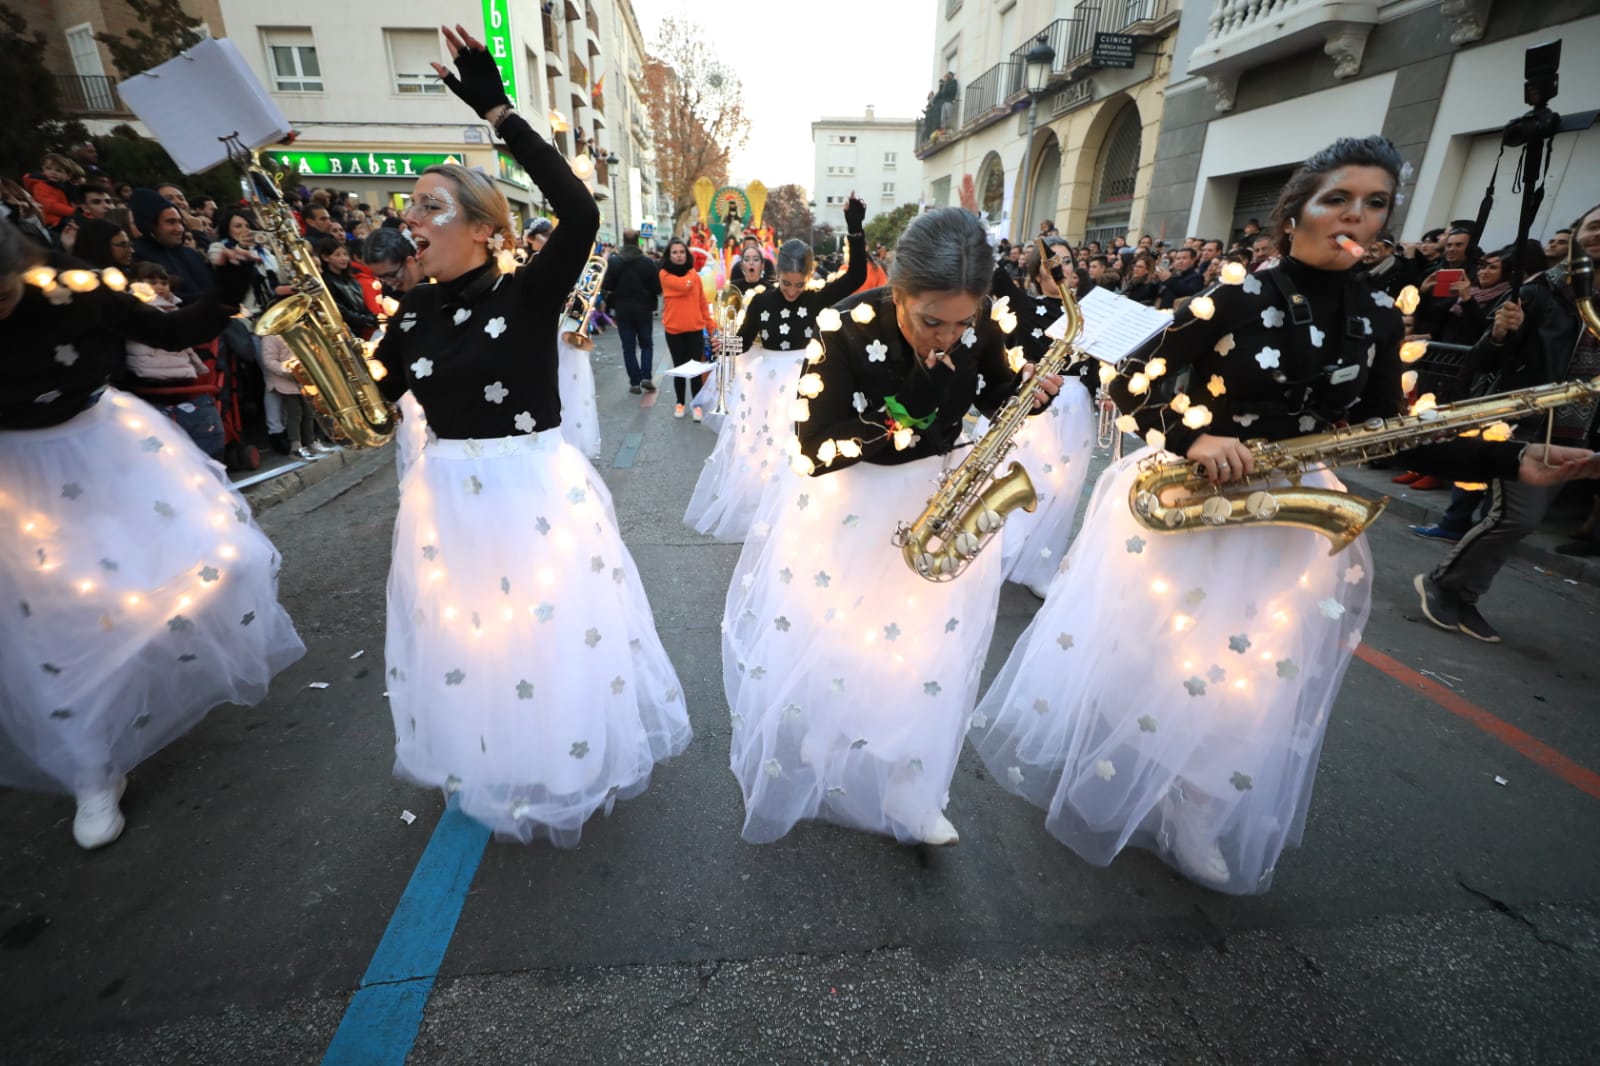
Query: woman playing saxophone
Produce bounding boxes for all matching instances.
[720,207,1060,847]
[970,136,1600,894]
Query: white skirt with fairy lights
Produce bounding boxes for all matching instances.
[978,384,1096,590]
[970,449,1372,894]
[0,389,304,795]
[723,454,1006,844]
[395,390,428,483]
[386,428,690,844]
[683,345,805,542]
[556,332,601,459]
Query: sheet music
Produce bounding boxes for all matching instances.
[1045,287,1174,366]
[664,359,716,378]
[118,38,290,175]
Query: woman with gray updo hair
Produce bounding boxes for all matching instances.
[717,203,1064,848]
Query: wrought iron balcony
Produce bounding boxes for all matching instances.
[1187,0,1383,111]
[55,74,129,116]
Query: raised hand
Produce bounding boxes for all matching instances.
[430,24,512,119]
[843,194,866,234]
[958,175,978,214]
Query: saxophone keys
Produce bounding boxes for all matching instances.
[1201,496,1233,525]
[1134,491,1161,517]
[1245,490,1281,519]
[975,509,1003,534]
[1161,507,1187,529]
[953,531,982,558]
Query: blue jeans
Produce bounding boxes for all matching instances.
[614,308,654,385]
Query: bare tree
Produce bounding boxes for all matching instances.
[96,0,204,78]
[643,15,749,233]
[764,184,815,245]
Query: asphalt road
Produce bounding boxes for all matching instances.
[3,325,1598,1065]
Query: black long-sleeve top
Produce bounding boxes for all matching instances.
[0,249,245,430]
[735,231,867,353]
[988,263,1096,398]
[373,113,599,440]
[1109,256,1523,483]
[795,286,1017,474]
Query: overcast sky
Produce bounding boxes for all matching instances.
[630,0,937,191]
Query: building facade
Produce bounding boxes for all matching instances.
[31,0,660,239]
[810,107,920,233]
[1143,0,1599,248]
[916,0,1183,246]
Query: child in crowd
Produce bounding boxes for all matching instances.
[259,332,326,461]
[123,263,210,382]
[23,153,82,229]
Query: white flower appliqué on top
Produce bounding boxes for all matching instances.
[960,327,977,348]
[1241,273,1263,295]
[1309,325,1325,348]
[484,381,509,404]
[1255,347,1281,370]
[484,316,507,339]
[1214,333,1235,356]
[410,358,434,378]
[1261,307,1285,329]
[514,410,536,433]
[1370,290,1394,309]
[452,307,471,326]
[865,339,888,363]
[54,344,79,367]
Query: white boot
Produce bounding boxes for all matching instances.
[885,783,960,846]
[1161,789,1231,885]
[73,776,127,850]
[919,813,960,846]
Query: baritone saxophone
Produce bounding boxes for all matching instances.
[894,291,1084,581]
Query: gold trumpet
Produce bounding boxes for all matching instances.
[559,255,608,350]
[711,286,743,417]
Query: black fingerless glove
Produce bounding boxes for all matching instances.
[214,261,254,309]
[843,196,866,234]
[439,44,513,119]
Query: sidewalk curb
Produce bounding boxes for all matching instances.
[1343,475,1599,586]
[241,443,394,514]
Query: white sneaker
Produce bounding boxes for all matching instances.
[1161,793,1231,885]
[312,441,339,454]
[294,446,318,460]
[73,776,127,850]
[1026,581,1052,600]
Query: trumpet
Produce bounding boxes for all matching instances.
[559,255,607,351]
[711,286,743,417]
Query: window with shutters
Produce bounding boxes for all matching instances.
[264,29,322,93]
[387,30,445,95]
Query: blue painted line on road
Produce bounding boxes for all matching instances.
[321,801,490,1066]
[612,431,645,469]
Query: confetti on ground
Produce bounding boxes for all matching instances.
[308,682,330,690]
[400,810,417,824]
[1493,776,1508,787]
[349,649,365,659]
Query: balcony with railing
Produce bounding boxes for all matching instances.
[917,0,1179,157]
[1187,0,1383,111]
[55,74,130,116]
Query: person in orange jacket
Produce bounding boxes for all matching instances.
[23,153,81,230]
[659,236,712,420]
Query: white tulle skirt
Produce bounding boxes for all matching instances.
[991,385,1096,590]
[0,389,304,795]
[724,455,1006,844]
[683,345,804,542]
[557,333,601,459]
[386,429,691,844]
[691,359,736,433]
[971,449,1372,894]
[395,390,428,484]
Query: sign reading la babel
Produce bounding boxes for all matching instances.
[1092,33,1136,69]
[267,151,462,177]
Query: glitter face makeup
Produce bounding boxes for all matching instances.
[430,188,458,228]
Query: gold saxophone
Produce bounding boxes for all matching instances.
[244,155,394,447]
[895,290,1085,581]
[711,285,744,416]
[1129,234,1600,555]
[559,254,608,350]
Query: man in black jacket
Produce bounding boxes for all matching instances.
[129,188,216,302]
[603,228,662,393]
[1156,247,1204,309]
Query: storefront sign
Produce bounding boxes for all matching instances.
[1049,79,1095,117]
[267,151,461,177]
[497,151,531,190]
[482,0,519,108]
[1092,33,1136,69]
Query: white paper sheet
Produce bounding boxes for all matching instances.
[118,38,290,175]
[664,359,716,378]
[1046,287,1175,366]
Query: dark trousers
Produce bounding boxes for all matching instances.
[665,329,705,404]
[1431,478,1561,604]
[614,307,654,385]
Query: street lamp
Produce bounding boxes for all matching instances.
[604,150,620,246]
[1017,33,1056,243]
